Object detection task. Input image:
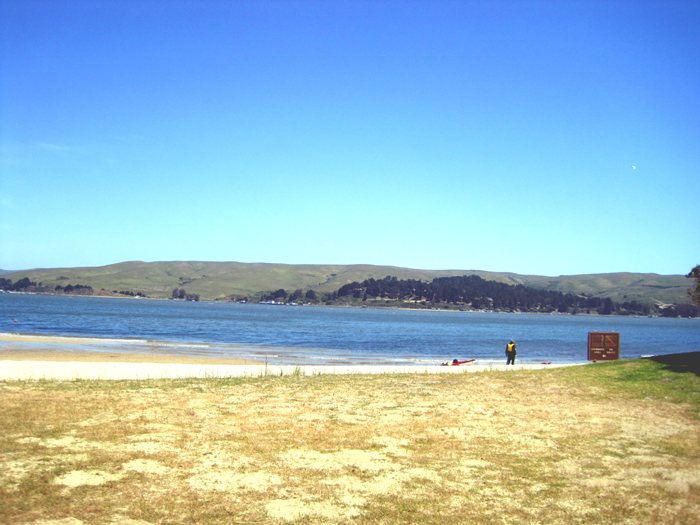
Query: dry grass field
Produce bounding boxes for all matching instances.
[1,357,699,524]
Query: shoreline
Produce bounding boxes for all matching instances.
[0,333,583,380]
[2,290,673,317]
[0,333,262,365]
[1,332,590,366]
[0,333,264,367]
[0,349,262,366]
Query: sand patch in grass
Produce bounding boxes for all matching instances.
[265,498,362,521]
[188,470,283,492]
[122,459,169,475]
[54,469,124,488]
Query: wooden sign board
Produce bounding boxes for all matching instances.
[588,332,620,361]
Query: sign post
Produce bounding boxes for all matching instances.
[588,332,620,362]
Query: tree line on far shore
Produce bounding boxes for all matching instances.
[0,277,38,292]
[236,274,698,317]
[324,274,659,315]
[171,288,200,301]
[0,278,145,298]
[260,288,317,303]
[321,275,698,317]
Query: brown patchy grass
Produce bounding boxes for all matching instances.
[1,360,699,525]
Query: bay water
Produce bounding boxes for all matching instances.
[1,293,699,366]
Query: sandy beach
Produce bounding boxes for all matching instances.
[0,333,574,380]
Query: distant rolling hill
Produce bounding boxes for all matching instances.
[1,261,691,304]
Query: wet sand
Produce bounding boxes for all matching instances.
[0,348,261,365]
[0,333,261,365]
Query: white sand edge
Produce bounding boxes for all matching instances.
[0,361,582,381]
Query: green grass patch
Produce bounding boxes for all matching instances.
[544,353,700,417]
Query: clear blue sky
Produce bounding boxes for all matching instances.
[1,0,698,276]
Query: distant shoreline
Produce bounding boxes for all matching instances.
[2,290,674,317]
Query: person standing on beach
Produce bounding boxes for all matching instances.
[505,340,517,365]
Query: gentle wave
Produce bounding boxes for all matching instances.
[1,332,151,345]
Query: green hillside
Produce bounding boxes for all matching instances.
[2,261,691,304]
[521,272,691,304]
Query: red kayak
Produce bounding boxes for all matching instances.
[450,359,476,366]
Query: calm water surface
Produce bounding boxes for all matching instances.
[1,293,699,365]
